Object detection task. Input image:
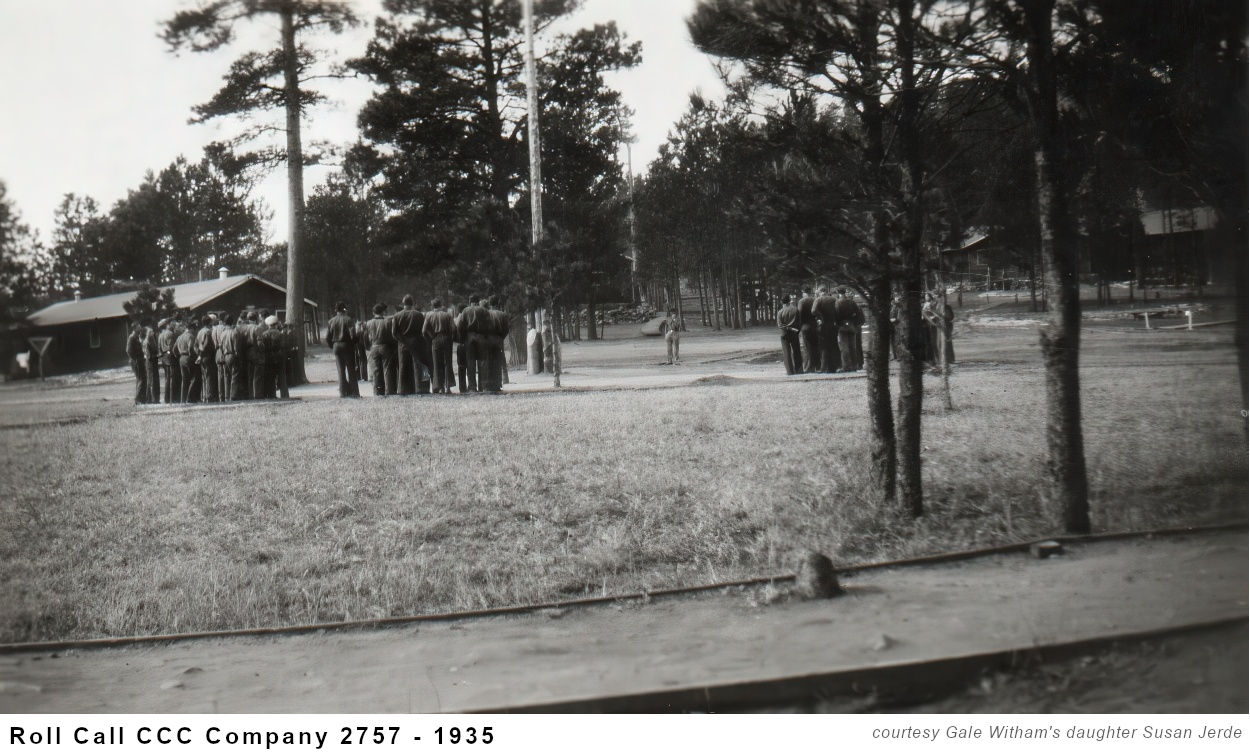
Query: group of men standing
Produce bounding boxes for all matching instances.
[325,294,512,398]
[126,309,298,405]
[776,288,865,375]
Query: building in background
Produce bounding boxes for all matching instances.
[19,270,318,377]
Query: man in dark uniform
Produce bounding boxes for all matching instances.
[196,316,218,402]
[218,314,241,400]
[363,302,396,396]
[141,318,160,404]
[157,319,177,403]
[325,301,360,398]
[354,318,369,383]
[458,295,489,392]
[125,321,147,404]
[453,302,469,393]
[260,315,288,399]
[212,314,229,402]
[422,298,455,394]
[811,288,841,373]
[170,314,187,398]
[482,295,508,392]
[248,310,271,400]
[234,311,254,399]
[834,289,865,371]
[777,294,801,375]
[175,319,200,403]
[390,294,427,396]
[797,287,819,373]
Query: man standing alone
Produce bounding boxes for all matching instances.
[664,310,681,364]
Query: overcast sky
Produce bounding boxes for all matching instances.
[0,0,725,245]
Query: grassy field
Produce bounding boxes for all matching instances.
[0,320,1245,642]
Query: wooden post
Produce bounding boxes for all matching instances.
[523,0,554,386]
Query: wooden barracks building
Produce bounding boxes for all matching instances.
[20,269,318,377]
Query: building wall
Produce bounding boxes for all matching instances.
[25,318,130,376]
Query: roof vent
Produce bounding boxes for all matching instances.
[218,266,229,280]
[73,289,82,302]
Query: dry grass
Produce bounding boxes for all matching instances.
[0,332,1245,642]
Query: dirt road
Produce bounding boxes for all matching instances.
[2,530,1244,713]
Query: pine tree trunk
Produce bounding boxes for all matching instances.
[281,7,308,385]
[894,0,924,517]
[1025,0,1091,533]
[698,267,709,326]
[866,276,897,502]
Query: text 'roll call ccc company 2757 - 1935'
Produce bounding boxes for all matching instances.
[9,725,495,749]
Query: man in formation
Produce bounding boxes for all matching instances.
[811,288,841,373]
[422,298,455,393]
[157,318,179,403]
[776,294,801,375]
[196,315,218,403]
[326,301,362,398]
[833,289,864,371]
[125,320,147,404]
[457,295,490,393]
[363,302,398,396]
[391,295,428,395]
[796,288,819,373]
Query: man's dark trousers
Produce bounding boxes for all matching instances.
[455,342,468,392]
[839,326,861,371]
[180,356,199,403]
[131,359,147,403]
[216,354,227,403]
[781,331,801,375]
[396,338,428,395]
[817,321,841,373]
[482,334,504,392]
[431,335,453,393]
[145,358,160,404]
[163,361,179,404]
[201,354,218,402]
[223,355,242,401]
[800,323,819,373]
[248,346,265,399]
[332,342,359,397]
[369,344,396,396]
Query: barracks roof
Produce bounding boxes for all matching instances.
[27,274,317,328]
